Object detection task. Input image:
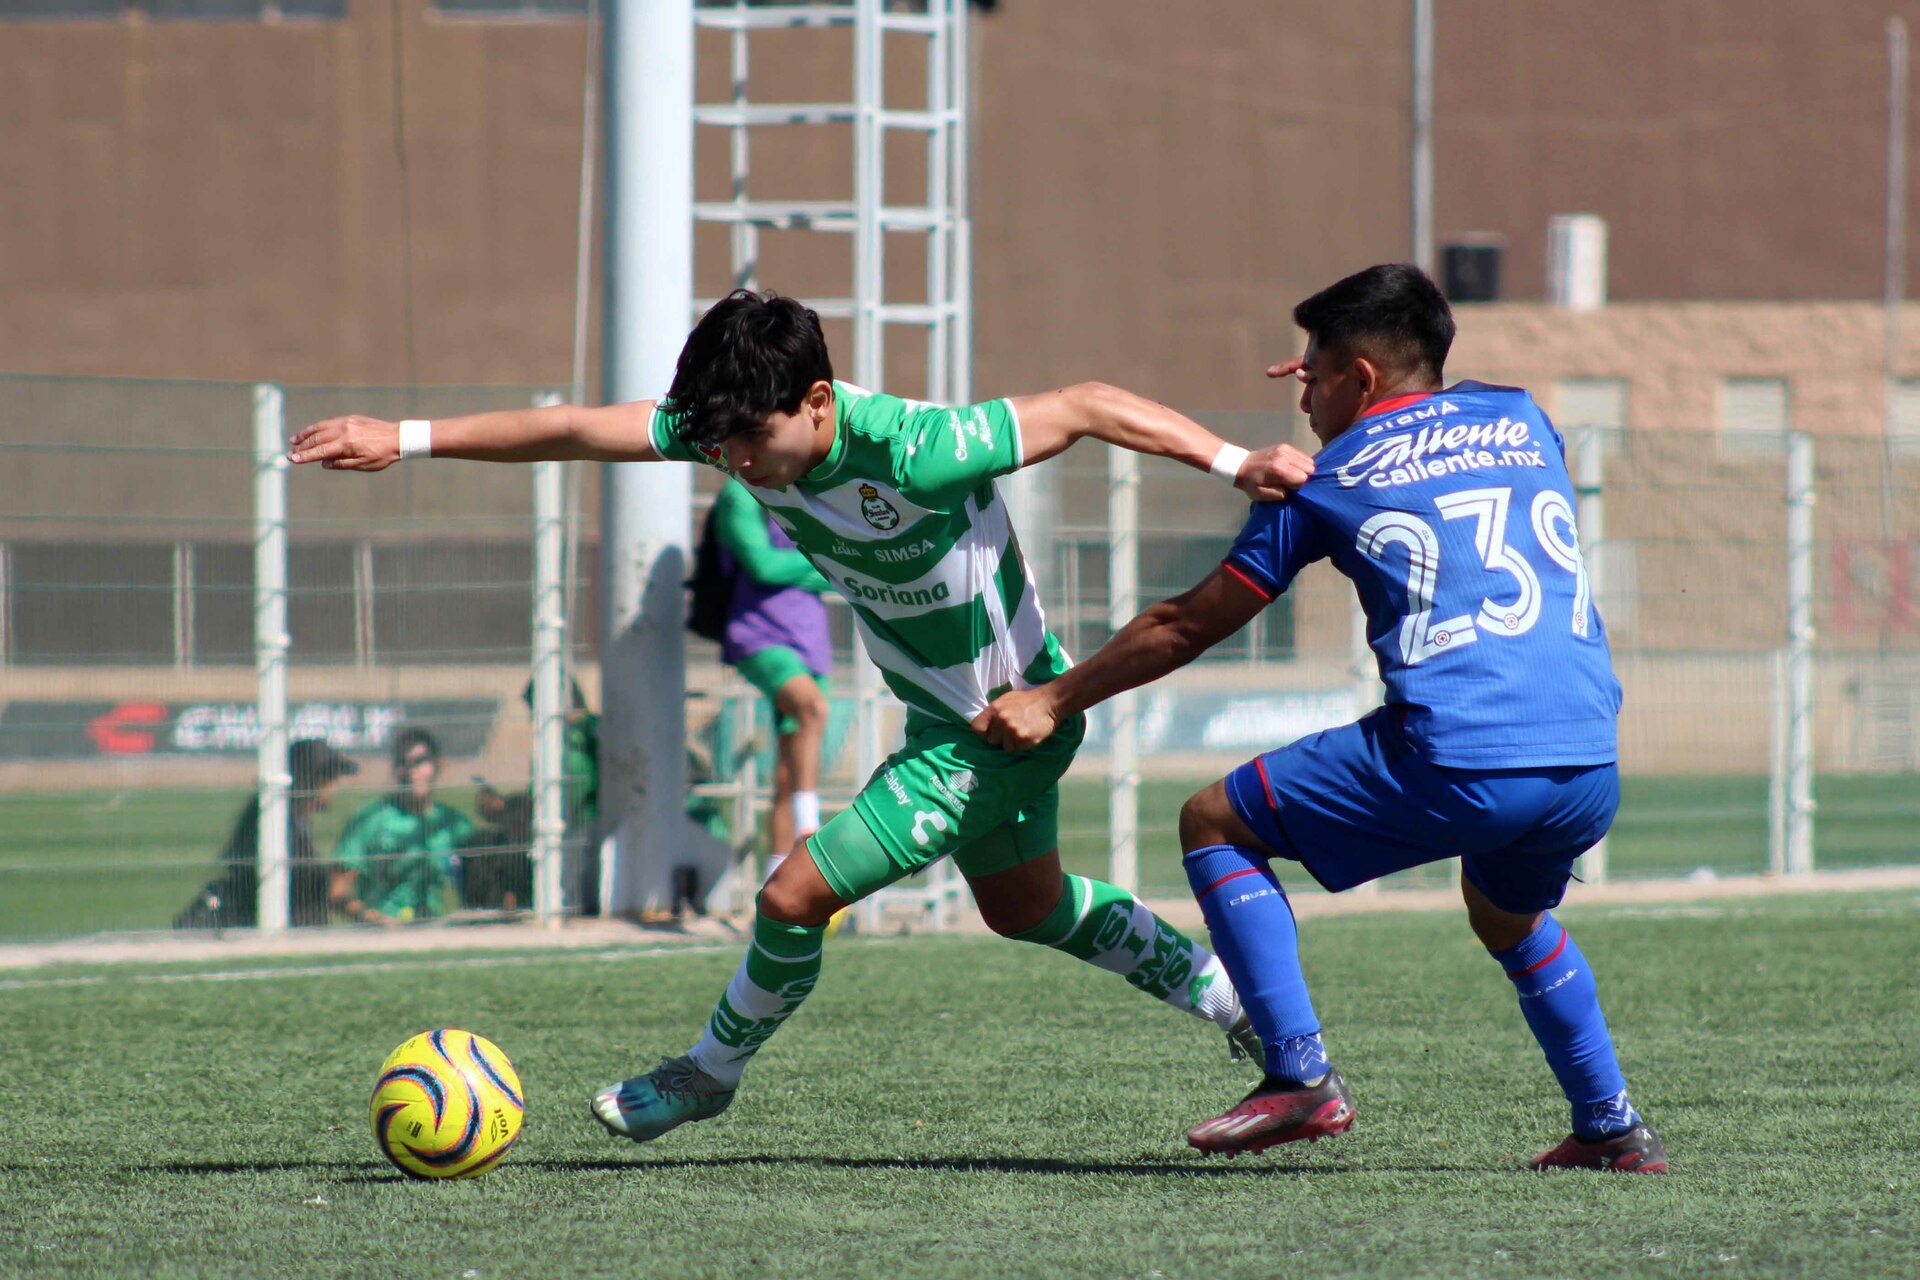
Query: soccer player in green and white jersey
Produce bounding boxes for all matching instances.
[289,291,1315,1145]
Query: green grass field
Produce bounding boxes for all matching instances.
[0,773,1917,939]
[3,892,1916,1277]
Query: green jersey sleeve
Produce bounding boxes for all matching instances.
[884,397,1023,506]
[647,404,727,469]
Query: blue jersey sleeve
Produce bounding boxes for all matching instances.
[1222,500,1329,599]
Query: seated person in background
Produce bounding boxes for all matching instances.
[173,738,360,930]
[466,676,601,911]
[330,726,475,925]
[711,475,833,879]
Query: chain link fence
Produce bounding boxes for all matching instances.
[0,376,1913,940]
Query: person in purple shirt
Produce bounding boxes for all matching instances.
[712,476,834,877]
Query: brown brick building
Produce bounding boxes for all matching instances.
[3,0,1918,403]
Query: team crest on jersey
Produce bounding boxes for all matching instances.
[858,483,900,531]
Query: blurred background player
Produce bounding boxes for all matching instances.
[975,264,1666,1173]
[288,289,1316,1145]
[706,475,834,880]
[467,677,602,912]
[172,737,360,930]
[330,725,475,926]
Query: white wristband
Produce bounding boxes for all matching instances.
[791,790,821,834]
[1209,443,1250,484]
[398,419,433,460]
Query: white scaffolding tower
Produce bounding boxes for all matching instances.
[693,0,973,930]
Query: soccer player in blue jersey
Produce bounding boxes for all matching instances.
[973,264,1667,1173]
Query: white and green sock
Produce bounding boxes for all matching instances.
[1010,873,1241,1029]
[686,911,824,1088]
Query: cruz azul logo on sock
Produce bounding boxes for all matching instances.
[1226,885,1280,908]
[857,483,900,531]
[1517,968,1580,1000]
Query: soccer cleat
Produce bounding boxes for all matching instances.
[1530,1123,1669,1174]
[1186,1070,1356,1156]
[1224,1011,1262,1064]
[590,1056,735,1143]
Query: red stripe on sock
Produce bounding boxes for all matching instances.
[1202,866,1268,896]
[1505,927,1569,978]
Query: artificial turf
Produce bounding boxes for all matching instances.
[3,891,1916,1278]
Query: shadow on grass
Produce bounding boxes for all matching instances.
[116,1152,1498,1180]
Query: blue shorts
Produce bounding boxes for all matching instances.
[1224,709,1618,914]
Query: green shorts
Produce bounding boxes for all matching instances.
[733,645,829,737]
[805,709,1086,903]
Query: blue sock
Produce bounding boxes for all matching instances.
[1490,914,1637,1141]
[1184,844,1326,1086]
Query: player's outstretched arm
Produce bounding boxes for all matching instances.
[1007,382,1313,502]
[971,565,1268,752]
[287,401,664,472]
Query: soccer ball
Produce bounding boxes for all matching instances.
[369,1029,525,1179]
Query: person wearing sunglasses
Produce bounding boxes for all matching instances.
[329,726,476,926]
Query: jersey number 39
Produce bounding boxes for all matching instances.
[1357,485,1592,666]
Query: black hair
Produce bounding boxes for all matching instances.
[289,738,358,795]
[521,676,587,711]
[1292,264,1454,382]
[663,290,834,449]
[390,726,441,770]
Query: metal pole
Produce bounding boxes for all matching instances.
[173,542,192,669]
[854,0,882,385]
[1785,433,1816,875]
[953,0,973,405]
[253,383,291,934]
[1410,0,1435,275]
[729,2,757,290]
[1574,425,1609,883]
[531,396,568,923]
[1767,647,1788,876]
[850,0,888,933]
[600,0,701,916]
[1884,18,1909,621]
[1107,447,1140,894]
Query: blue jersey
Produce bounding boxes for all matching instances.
[1224,381,1621,768]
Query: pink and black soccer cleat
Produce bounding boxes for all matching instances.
[1530,1123,1669,1174]
[1185,1070,1356,1157]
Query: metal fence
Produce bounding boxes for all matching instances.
[0,375,597,940]
[0,374,1914,941]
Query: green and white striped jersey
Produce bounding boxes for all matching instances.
[651,382,1071,726]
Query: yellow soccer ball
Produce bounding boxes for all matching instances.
[370,1029,525,1180]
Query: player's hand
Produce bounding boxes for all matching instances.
[970,689,1060,753]
[1265,357,1307,382]
[288,416,402,472]
[1234,442,1315,502]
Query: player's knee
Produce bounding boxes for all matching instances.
[1177,783,1236,852]
[779,680,828,731]
[972,861,1066,938]
[978,894,1052,938]
[755,862,837,928]
[1460,875,1542,951]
